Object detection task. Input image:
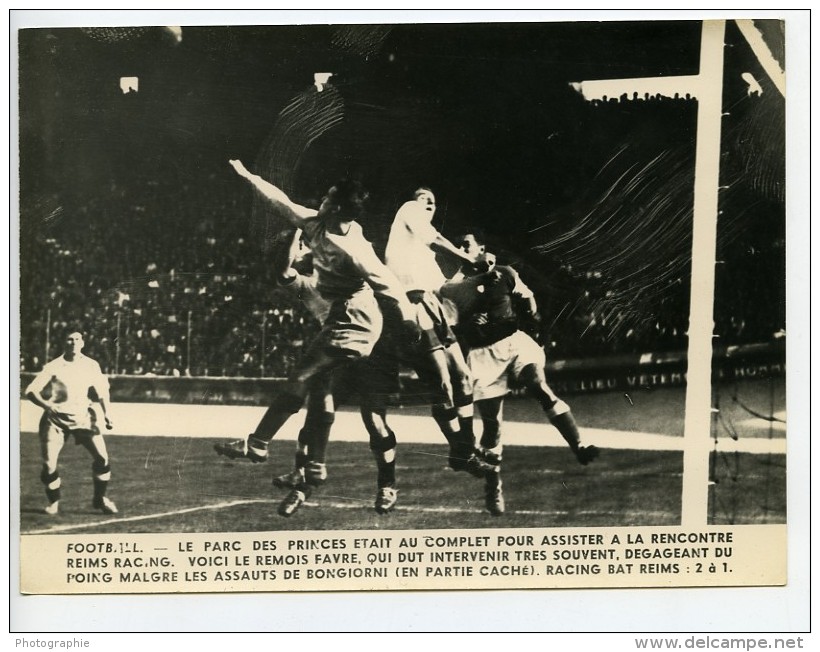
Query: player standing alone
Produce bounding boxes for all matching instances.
[25,331,118,515]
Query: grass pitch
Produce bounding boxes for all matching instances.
[19,432,782,535]
[19,379,786,534]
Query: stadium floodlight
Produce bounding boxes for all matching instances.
[314,72,333,92]
[119,77,138,94]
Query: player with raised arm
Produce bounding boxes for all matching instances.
[441,232,599,515]
[385,188,496,478]
[268,227,404,515]
[25,331,118,515]
[215,161,419,515]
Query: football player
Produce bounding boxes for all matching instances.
[442,232,599,515]
[25,331,118,515]
[270,227,403,516]
[215,161,419,514]
[385,188,496,479]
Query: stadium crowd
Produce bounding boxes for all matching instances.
[19,179,322,377]
[19,84,783,380]
[19,180,782,378]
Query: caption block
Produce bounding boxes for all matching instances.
[20,525,786,594]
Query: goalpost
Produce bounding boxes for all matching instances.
[572,20,784,525]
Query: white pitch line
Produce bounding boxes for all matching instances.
[22,498,270,535]
[23,497,674,534]
[534,468,683,477]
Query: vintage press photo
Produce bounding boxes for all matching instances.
[16,18,788,596]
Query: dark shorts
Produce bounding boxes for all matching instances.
[329,331,401,407]
[356,327,402,403]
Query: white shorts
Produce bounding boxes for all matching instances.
[39,408,100,458]
[468,330,545,401]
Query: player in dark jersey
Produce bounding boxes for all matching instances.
[441,233,599,515]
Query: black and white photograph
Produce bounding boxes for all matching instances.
[13,9,803,611]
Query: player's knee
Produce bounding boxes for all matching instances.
[361,410,387,440]
[305,409,335,429]
[306,396,332,416]
[273,389,306,414]
[545,399,571,419]
[369,429,397,453]
[530,384,552,406]
[452,372,472,403]
[92,458,111,480]
[528,379,561,410]
[40,465,60,487]
[482,413,501,431]
[520,362,546,386]
[456,359,472,382]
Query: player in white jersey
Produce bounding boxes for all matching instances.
[385,187,495,478]
[270,228,401,515]
[25,331,118,515]
[442,233,599,515]
[215,160,419,514]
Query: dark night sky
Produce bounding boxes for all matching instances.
[17,20,786,347]
[18,21,705,228]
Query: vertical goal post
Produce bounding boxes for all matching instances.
[570,20,784,524]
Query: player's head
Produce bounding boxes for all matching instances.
[459,231,495,274]
[412,186,436,217]
[64,331,85,357]
[320,179,369,222]
[459,231,486,258]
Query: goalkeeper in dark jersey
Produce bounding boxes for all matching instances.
[441,232,599,516]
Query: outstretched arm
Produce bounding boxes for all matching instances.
[348,243,417,326]
[229,160,317,228]
[510,268,538,316]
[430,233,476,267]
[442,269,501,294]
[395,201,476,268]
